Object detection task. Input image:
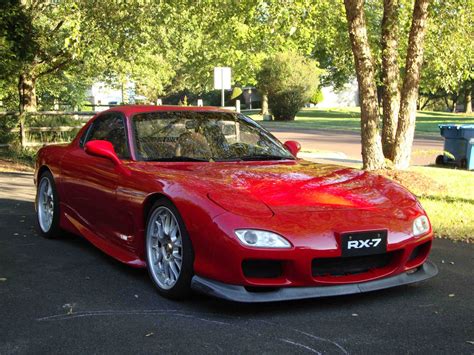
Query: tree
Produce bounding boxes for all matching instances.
[343,0,386,170]
[0,0,176,112]
[419,0,474,113]
[343,0,431,170]
[466,82,473,113]
[391,0,430,169]
[257,51,320,120]
[380,0,400,159]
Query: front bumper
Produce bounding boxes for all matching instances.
[191,260,438,303]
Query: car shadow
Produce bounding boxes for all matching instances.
[4,198,434,317]
[46,225,427,316]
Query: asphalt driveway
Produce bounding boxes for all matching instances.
[0,172,473,354]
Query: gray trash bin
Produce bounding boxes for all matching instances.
[436,124,474,170]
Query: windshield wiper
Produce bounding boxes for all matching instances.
[240,155,294,161]
[144,156,209,162]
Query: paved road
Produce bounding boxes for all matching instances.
[269,128,444,166]
[0,172,473,354]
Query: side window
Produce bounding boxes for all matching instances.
[84,114,130,159]
[79,125,91,147]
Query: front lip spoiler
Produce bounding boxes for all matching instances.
[191,260,438,303]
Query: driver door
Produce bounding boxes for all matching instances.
[60,112,131,243]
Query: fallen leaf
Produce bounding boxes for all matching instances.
[351,313,358,317]
[145,332,154,337]
[466,341,474,345]
[134,294,139,298]
[449,261,455,265]
[449,294,455,297]
[62,303,75,315]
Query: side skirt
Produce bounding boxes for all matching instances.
[63,209,146,268]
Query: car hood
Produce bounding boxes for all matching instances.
[129,160,419,217]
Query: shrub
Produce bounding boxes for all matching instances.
[0,113,19,144]
[268,90,307,121]
[257,52,321,120]
[310,89,324,105]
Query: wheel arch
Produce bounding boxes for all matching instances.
[141,192,197,255]
[142,192,174,229]
[37,165,52,180]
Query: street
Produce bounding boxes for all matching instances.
[0,172,473,354]
[269,128,443,166]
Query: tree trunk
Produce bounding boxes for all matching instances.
[451,97,457,113]
[18,73,37,149]
[392,0,430,170]
[444,96,450,111]
[261,94,269,115]
[344,0,385,170]
[466,85,472,114]
[18,73,37,113]
[419,96,430,110]
[381,0,400,160]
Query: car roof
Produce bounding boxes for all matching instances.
[102,105,235,117]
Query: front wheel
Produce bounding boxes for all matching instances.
[36,171,61,238]
[145,199,194,300]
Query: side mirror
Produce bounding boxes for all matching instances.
[84,140,130,175]
[85,140,120,164]
[284,140,301,157]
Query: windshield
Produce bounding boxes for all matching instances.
[132,111,295,162]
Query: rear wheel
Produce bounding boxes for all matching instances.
[145,199,194,299]
[36,171,61,238]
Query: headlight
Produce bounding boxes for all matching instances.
[413,215,430,236]
[234,229,291,248]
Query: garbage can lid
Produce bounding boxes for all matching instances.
[438,124,474,129]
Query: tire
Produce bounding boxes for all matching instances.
[435,155,445,165]
[36,170,61,239]
[145,198,194,300]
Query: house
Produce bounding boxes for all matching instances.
[86,82,137,111]
[317,79,359,108]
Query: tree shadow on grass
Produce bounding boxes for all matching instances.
[297,109,360,120]
[420,194,474,205]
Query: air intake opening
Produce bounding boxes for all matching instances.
[242,260,283,279]
[407,241,431,266]
[312,252,394,277]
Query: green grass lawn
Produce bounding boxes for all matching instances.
[247,107,474,136]
[413,167,474,242]
[379,166,474,242]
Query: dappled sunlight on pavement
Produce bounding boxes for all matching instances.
[0,172,35,202]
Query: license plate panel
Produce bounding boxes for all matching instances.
[341,230,387,257]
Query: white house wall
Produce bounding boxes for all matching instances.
[318,79,359,108]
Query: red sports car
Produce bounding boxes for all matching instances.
[35,105,437,302]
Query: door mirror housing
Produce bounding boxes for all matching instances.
[84,140,130,175]
[284,140,301,157]
[85,140,120,164]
